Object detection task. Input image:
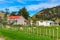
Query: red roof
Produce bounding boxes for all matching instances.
[8,16,21,19]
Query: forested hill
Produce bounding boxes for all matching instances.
[32,5,60,21]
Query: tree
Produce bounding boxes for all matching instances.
[4,8,9,21]
[10,12,17,16]
[18,7,29,20]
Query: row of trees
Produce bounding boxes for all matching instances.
[4,7,30,20]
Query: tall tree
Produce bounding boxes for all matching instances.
[10,12,17,16]
[18,7,29,20]
[4,8,9,21]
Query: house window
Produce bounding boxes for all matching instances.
[24,20,26,22]
[50,23,51,25]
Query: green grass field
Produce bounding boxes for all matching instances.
[0,28,52,40]
[9,25,60,40]
[0,25,60,40]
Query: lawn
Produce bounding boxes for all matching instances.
[0,25,60,40]
[0,28,52,40]
[8,25,60,40]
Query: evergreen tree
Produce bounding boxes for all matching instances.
[18,7,29,20]
[10,12,17,16]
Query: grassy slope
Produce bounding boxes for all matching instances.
[0,28,52,40]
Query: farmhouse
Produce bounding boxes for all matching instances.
[36,21,54,26]
[7,16,27,25]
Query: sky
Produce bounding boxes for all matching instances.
[0,0,60,16]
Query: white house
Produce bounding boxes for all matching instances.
[7,16,27,25]
[36,21,54,26]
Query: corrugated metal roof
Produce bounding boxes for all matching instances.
[8,16,21,19]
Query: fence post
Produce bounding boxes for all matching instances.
[56,27,58,40]
[37,28,38,36]
[43,28,44,37]
[49,29,51,38]
[33,27,36,35]
[25,27,26,34]
[33,27,34,34]
[46,28,47,36]
[31,27,33,34]
[2,24,4,28]
[28,27,31,34]
[53,29,54,39]
[27,27,28,34]
[40,28,41,36]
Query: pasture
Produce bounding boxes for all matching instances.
[0,25,60,40]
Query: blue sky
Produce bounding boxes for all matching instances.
[0,0,60,16]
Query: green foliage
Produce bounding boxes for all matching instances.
[18,7,30,20]
[4,8,9,21]
[2,21,7,25]
[10,12,17,16]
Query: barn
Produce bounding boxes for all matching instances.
[36,21,54,26]
[7,16,27,25]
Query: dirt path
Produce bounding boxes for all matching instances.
[0,38,5,40]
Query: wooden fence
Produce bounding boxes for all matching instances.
[4,25,59,40]
[19,27,59,40]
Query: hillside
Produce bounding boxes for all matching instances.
[32,5,60,21]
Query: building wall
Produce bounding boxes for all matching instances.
[36,21,54,26]
[17,16,27,25]
[8,16,27,25]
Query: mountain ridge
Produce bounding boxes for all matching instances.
[32,5,60,21]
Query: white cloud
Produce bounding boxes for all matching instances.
[51,0,56,2]
[22,0,45,1]
[8,7,18,11]
[26,3,60,11]
[0,7,17,12]
[0,0,14,3]
[0,0,5,1]
[0,0,25,4]
[0,6,22,12]
[17,0,26,4]
[6,6,23,12]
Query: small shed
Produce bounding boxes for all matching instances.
[36,21,54,26]
[7,16,27,25]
